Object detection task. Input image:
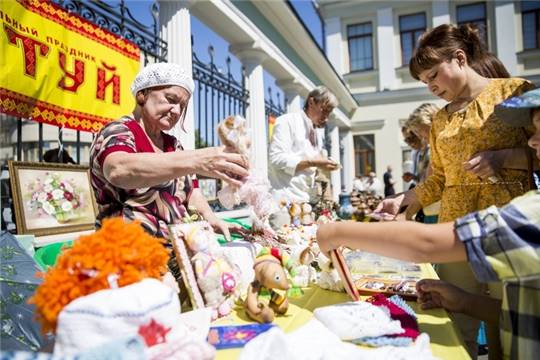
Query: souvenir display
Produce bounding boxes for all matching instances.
[244,248,293,323]
[30,218,169,333]
[170,221,240,319]
[329,249,360,301]
[349,191,383,221]
[331,250,421,299]
[216,116,278,235]
[207,324,275,349]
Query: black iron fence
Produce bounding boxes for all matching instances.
[192,44,249,148]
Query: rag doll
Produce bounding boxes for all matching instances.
[179,222,240,319]
[216,115,278,233]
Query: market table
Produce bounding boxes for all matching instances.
[213,263,471,359]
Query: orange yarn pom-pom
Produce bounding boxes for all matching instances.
[29,218,170,333]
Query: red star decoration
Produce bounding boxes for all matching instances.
[138,318,172,347]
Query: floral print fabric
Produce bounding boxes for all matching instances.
[414,78,535,222]
[89,117,192,238]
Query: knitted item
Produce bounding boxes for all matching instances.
[352,294,420,347]
[367,294,420,340]
[353,336,413,347]
[313,301,404,341]
[388,294,416,319]
[131,63,194,95]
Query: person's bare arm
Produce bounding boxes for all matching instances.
[317,221,466,264]
[103,147,248,189]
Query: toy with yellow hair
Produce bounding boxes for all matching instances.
[30,218,170,333]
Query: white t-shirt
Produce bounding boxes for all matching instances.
[268,111,323,203]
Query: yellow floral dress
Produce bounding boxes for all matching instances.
[415,78,535,223]
[413,78,535,357]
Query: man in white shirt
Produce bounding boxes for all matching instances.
[268,86,340,204]
[365,172,383,198]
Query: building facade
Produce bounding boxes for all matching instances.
[319,0,540,192]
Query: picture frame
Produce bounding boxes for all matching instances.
[8,161,98,237]
[198,178,217,201]
[169,222,207,311]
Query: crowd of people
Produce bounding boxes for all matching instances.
[86,23,539,360]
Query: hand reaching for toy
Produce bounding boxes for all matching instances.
[207,216,247,242]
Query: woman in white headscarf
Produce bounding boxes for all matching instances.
[90,63,249,240]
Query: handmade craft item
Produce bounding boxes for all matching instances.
[216,116,278,231]
[207,324,275,349]
[30,218,170,333]
[329,248,360,301]
[355,277,418,300]
[244,248,292,323]
[170,222,240,319]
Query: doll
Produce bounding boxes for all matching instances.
[216,115,278,235]
[179,222,240,319]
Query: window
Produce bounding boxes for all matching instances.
[457,2,488,46]
[354,134,375,177]
[522,1,540,49]
[399,13,426,65]
[347,22,373,71]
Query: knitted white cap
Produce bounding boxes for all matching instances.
[131,63,194,96]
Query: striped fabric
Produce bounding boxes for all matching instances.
[89,117,192,238]
[455,190,540,360]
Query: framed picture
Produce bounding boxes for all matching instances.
[169,223,207,311]
[198,178,217,201]
[8,161,97,237]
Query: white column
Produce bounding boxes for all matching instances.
[495,1,518,75]
[432,1,450,27]
[329,125,341,201]
[159,0,195,149]
[276,79,303,112]
[230,44,268,179]
[340,130,354,193]
[376,8,396,91]
[325,16,345,75]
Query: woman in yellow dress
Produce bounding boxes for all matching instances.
[375,24,537,359]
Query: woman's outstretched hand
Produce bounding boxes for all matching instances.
[193,146,250,187]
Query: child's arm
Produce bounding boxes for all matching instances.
[316,221,466,264]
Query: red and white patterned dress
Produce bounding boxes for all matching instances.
[90,117,192,238]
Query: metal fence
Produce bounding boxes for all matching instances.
[192,44,249,148]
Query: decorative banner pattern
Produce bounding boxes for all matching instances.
[0,0,140,132]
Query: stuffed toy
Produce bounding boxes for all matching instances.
[244,248,293,323]
[289,243,320,287]
[316,251,344,293]
[175,222,240,320]
[216,115,278,234]
[30,218,170,333]
[288,202,302,227]
[300,203,314,225]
